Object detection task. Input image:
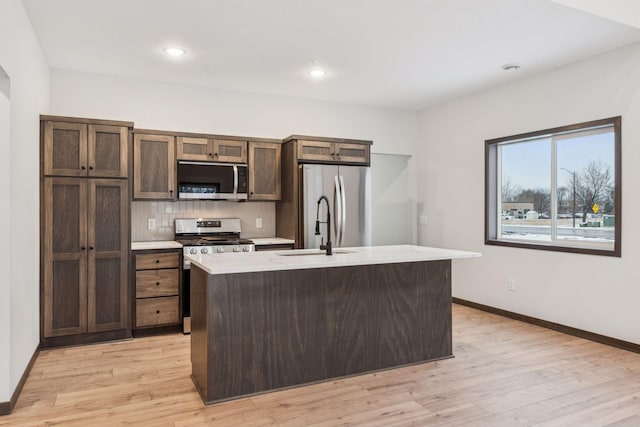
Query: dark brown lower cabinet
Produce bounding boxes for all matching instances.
[42,177,129,347]
[191,260,452,404]
[133,250,182,334]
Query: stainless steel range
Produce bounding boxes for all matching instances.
[175,218,254,333]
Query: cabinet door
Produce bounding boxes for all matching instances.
[43,122,88,177]
[249,142,281,200]
[212,139,247,163]
[43,178,88,337]
[297,140,334,162]
[335,143,370,164]
[88,125,129,178]
[133,134,175,199]
[87,180,129,333]
[176,136,211,161]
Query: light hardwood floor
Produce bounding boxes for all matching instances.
[3,304,640,426]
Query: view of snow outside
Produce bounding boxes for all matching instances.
[500,128,615,244]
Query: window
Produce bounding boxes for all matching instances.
[485,117,621,256]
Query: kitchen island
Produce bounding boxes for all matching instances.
[188,245,480,404]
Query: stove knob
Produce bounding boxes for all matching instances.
[243,246,251,252]
[217,247,225,253]
[200,247,209,254]
[233,247,240,252]
[190,248,197,254]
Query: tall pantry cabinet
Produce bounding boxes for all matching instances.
[41,116,132,348]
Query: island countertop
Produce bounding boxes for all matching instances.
[187,244,480,275]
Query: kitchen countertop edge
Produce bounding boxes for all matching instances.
[188,244,481,275]
[250,237,295,245]
[131,241,183,251]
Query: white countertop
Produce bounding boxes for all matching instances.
[131,241,183,251]
[187,244,481,275]
[250,237,295,246]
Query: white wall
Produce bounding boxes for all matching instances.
[0,0,49,403]
[371,153,414,245]
[50,69,419,155]
[49,69,421,239]
[418,42,640,344]
[550,0,640,29]
[0,67,10,403]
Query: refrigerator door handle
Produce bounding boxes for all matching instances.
[334,175,342,246]
[339,175,346,247]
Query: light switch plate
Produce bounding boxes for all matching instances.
[419,215,429,225]
[256,218,263,229]
[147,218,156,229]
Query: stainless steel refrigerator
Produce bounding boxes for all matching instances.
[300,164,371,249]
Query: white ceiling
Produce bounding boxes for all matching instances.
[22,0,640,111]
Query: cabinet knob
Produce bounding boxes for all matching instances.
[169,190,173,194]
[214,153,218,157]
[209,153,213,157]
[89,166,94,170]
[156,282,160,285]
[81,166,86,170]
[89,246,94,250]
[155,259,160,263]
[156,310,160,314]
[81,246,86,251]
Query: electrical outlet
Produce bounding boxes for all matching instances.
[147,218,156,230]
[508,278,516,291]
[419,215,429,225]
[256,218,263,229]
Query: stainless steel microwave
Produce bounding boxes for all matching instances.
[177,161,248,201]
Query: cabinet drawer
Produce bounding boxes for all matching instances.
[136,269,179,298]
[136,252,179,270]
[136,296,179,327]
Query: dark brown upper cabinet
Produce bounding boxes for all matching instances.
[44,120,128,178]
[248,141,281,201]
[292,137,371,165]
[42,178,128,340]
[133,133,175,200]
[177,136,247,163]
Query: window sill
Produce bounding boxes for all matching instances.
[485,238,620,257]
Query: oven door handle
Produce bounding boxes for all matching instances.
[233,165,238,196]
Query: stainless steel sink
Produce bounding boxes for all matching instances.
[276,249,357,256]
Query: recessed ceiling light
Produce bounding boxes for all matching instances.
[309,68,327,78]
[164,47,186,57]
[502,63,521,72]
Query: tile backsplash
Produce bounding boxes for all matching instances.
[132,200,276,241]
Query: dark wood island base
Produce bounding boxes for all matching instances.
[190,259,452,404]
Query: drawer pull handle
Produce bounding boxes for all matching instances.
[155,260,160,263]
[156,310,160,314]
[156,282,160,285]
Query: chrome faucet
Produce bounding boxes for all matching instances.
[315,195,333,256]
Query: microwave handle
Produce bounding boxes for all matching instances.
[233,165,238,194]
